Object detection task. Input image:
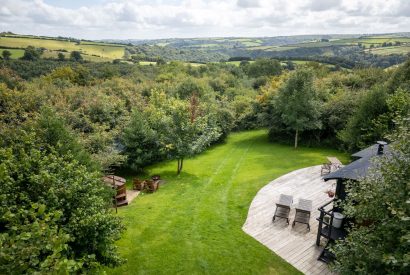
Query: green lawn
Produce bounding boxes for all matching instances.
[109,130,348,274]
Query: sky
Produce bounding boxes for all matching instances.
[0,0,409,40]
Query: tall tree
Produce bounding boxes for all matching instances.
[21,46,42,61]
[275,69,322,148]
[2,50,11,60]
[122,109,163,171]
[70,51,83,62]
[57,52,65,61]
[156,95,220,174]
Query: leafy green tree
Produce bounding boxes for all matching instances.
[274,69,322,148]
[122,109,163,171]
[331,117,410,274]
[70,51,83,62]
[57,52,65,61]
[245,58,282,78]
[34,107,97,170]
[0,132,124,273]
[338,86,388,151]
[154,94,221,174]
[2,50,11,60]
[21,46,42,61]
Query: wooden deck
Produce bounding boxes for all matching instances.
[242,165,336,275]
[127,189,140,204]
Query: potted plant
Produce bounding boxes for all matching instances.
[325,190,335,198]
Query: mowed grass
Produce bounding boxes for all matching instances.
[109,130,348,275]
[0,37,125,59]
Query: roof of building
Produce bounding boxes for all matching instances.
[323,143,389,181]
[351,143,390,159]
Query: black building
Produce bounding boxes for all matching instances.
[316,141,389,262]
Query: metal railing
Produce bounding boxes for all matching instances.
[316,199,335,246]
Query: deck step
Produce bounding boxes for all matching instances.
[116,199,128,207]
[116,193,127,199]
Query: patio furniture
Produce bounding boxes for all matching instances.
[321,163,331,175]
[327,157,343,171]
[103,175,128,207]
[321,157,343,175]
[273,194,293,224]
[146,179,160,193]
[292,198,312,230]
[133,178,146,191]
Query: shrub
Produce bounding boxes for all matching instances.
[0,132,124,273]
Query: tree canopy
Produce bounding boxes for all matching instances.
[274,69,322,148]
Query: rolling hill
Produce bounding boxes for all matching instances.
[1,32,409,68]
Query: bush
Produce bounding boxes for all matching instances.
[0,132,124,273]
[331,117,410,274]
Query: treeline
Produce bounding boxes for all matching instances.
[260,60,410,151]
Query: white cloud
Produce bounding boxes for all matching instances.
[0,0,409,39]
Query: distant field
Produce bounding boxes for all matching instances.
[225,60,255,66]
[0,36,125,60]
[1,33,409,64]
[366,46,410,55]
[139,61,157,65]
[0,48,24,59]
[265,46,298,52]
[197,43,220,48]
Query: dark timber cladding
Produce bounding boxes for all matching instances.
[316,141,389,263]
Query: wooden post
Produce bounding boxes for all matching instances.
[294,129,298,149]
[112,176,117,214]
[316,209,324,246]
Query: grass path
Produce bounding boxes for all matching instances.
[109,130,348,274]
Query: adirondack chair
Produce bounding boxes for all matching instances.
[133,178,146,191]
[146,179,159,193]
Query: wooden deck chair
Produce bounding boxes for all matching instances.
[292,198,313,230]
[133,178,145,191]
[272,194,293,224]
[321,163,331,175]
[146,179,159,193]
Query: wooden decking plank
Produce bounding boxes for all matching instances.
[242,165,335,275]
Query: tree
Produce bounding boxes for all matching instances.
[0,132,124,273]
[338,86,389,151]
[2,50,11,60]
[331,116,410,274]
[274,69,322,148]
[153,94,220,174]
[245,58,282,78]
[57,52,65,61]
[21,46,42,61]
[70,51,83,62]
[122,109,163,171]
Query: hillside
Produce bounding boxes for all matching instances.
[1,32,410,68]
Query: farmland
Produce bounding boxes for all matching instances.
[1,33,409,68]
[0,35,125,61]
